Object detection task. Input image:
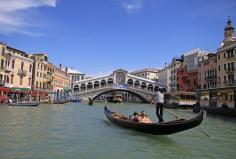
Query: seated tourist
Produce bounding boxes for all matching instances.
[139,111,153,123]
[133,111,140,122]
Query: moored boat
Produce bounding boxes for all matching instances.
[9,101,40,106]
[193,105,236,117]
[104,106,204,135]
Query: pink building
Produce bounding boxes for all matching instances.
[198,53,217,106]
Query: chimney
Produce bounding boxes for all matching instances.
[65,67,68,76]
[59,64,62,69]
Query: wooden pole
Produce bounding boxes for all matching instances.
[164,108,211,138]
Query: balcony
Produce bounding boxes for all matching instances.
[226,69,235,74]
[17,69,27,76]
[47,78,53,83]
[5,66,13,72]
[224,81,236,87]
[205,76,217,81]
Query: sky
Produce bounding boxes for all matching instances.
[0,0,236,76]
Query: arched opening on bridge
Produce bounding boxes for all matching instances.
[107,78,113,85]
[74,85,79,92]
[93,89,149,103]
[101,79,106,87]
[134,80,140,88]
[80,83,86,91]
[87,82,93,90]
[148,84,154,91]
[127,79,133,86]
[154,86,159,91]
[94,81,100,89]
[141,82,147,89]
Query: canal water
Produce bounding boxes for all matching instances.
[0,103,235,159]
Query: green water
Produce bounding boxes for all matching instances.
[0,103,235,159]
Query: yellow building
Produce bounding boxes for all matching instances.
[54,64,70,92]
[30,54,54,92]
[0,43,33,90]
[216,18,236,108]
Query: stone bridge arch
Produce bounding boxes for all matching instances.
[92,88,150,103]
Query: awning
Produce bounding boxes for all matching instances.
[0,86,11,92]
[10,87,31,92]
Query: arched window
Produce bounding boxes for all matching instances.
[12,59,15,69]
[141,82,147,89]
[148,84,154,91]
[80,84,86,91]
[134,80,140,87]
[94,81,100,89]
[74,85,79,92]
[29,64,32,72]
[107,78,113,85]
[127,79,133,86]
[101,79,106,87]
[87,82,93,90]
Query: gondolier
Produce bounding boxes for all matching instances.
[152,88,164,122]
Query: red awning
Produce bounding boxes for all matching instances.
[0,87,11,92]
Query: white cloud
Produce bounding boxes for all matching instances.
[0,0,56,35]
[121,0,143,14]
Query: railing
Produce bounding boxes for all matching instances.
[5,66,13,72]
[205,76,217,80]
[17,69,27,76]
[226,69,235,74]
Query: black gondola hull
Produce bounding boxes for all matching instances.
[104,106,204,135]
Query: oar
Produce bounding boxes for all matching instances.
[165,108,211,138]
[164,108,182,119]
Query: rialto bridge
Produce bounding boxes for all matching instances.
[72,69,167,103]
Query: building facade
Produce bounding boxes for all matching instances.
[169,58,182,91]
[0,43,33,90]
[54,65,70,91]
[130,68,160,82]
[216,18,236,108]
[30,54,54,92]
[197,53,217,106]
[158,66,171,91]
[64,68,85,89]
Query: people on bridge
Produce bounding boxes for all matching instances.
[151,88,165,122]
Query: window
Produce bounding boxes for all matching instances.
[10,75,14,84]
[231,62,234,71]
[29,64,32,72]
[218,54,220,60]
[37,72,39,77]
[1,59,4,68]
[38,63,40,68]
[224,64,227,70]
[2,47,5,55]
[12,59,15,68]
[20,77,23,85]
[224,76,226,83]
[21,62,24,70]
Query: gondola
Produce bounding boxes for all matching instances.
[104,106,204,135]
